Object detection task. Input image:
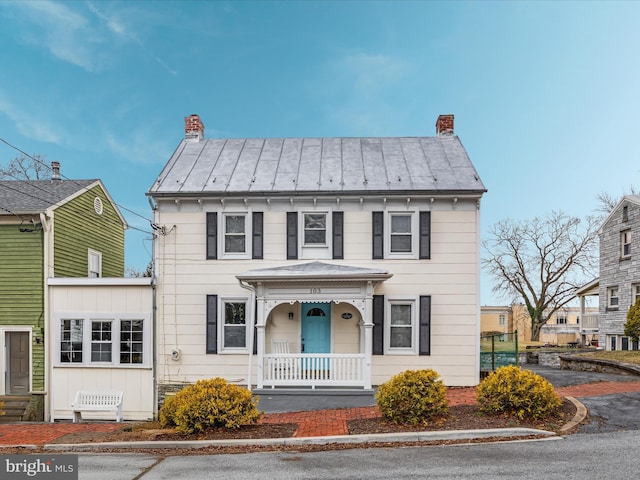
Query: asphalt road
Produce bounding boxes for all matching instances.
[78,430,640,480]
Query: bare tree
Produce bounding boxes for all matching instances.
[125,261,153,278]
[595,186,638,218]
[482,211,599,341]
[0,154,49,180]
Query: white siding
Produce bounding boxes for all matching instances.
[48,281,153,421]
[154,195,480,387]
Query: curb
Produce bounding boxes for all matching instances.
[559,396,587,433]
[42,427,556,451]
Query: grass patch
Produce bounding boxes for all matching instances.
[577,350,640,365]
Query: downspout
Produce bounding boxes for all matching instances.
[148,196,159,419]
[40,212,52,422]
[475,198,482,385]
[238,279,256,392]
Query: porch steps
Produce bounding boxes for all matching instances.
[0,396,30,422]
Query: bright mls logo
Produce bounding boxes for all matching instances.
[1,455,78,479]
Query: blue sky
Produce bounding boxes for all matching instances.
[1,0,639,305]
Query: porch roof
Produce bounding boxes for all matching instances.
[236,261,392,283]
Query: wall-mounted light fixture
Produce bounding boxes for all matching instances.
[288,312,294,320]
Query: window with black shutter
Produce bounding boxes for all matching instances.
[206,294,218,354]
[332,211,344,259]
[372,211,383,259]
[287,212,298,259]
[206,212,217,259]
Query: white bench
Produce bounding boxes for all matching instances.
[71,390,124,423]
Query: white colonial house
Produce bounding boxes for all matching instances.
[147,114,486,401]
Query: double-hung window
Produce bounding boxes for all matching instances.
[390,214,412,253]
[120,320,144,364]
[633,284,640,305]
[373,210,429,259]
[58,315,148,366]
[222,300,248,350]
[60,319,83,363]
[88,249,102,278]
[557,316,567,325]
[621,230,631,258]
[224,214,247,255]
[607,287,619,309]
[303,213,327,246]
[295,211,333,260]
[385,298,418,354]
[91,321,112,362]
[207,211,263,260]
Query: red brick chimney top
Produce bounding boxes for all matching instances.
[185,114,205,142]
[436,114,454,136]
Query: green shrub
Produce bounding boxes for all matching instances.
[159,378,261,434]
[624,298,640,343]
[376,369,449,425]
[476,365,561,420]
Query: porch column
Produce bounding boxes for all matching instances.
[255,296,266,389]
[363,295,373,390]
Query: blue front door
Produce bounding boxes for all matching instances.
[301,302,331,353]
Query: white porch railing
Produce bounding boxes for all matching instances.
[580,314,599,332]
[262,353,366,388]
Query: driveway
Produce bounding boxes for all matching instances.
[526,364,640,433]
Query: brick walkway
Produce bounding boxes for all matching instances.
[2,381,640,445]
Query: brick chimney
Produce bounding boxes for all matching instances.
[184,114,205,142]
[51,161,61,181]
[436,114,454,136]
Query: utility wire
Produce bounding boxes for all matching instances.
[0,136,154,224]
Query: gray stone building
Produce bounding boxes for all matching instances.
[598,195,640,350]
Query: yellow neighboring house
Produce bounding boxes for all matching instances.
[480,304,531,342]
[481,304,598,346]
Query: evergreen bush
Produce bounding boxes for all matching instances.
[476,365,561,420]
[159,378,261,434]
[376,369,449,425]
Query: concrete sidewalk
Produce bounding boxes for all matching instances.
[1,367,639,449]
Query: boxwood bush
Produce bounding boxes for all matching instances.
[159,378,261,434]
[476,365,561,420]
[376,369,449,425]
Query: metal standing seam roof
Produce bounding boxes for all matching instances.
[148,136,486,197]
[0,179,98,214]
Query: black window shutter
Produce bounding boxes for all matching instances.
[419,295,431,356]
[419,211,431,259]
[252,212,263,259]
[206,212,217,259]
[206,294,218,354]
[253,298,258,355]
[372,295,384,355]
[286,212,298,259]
[372,211,383,259]
[332,211,344,259]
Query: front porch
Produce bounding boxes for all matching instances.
[263,353,367,388]
[237,261,392,391]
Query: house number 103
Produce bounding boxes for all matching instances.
[310,288,322,294]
